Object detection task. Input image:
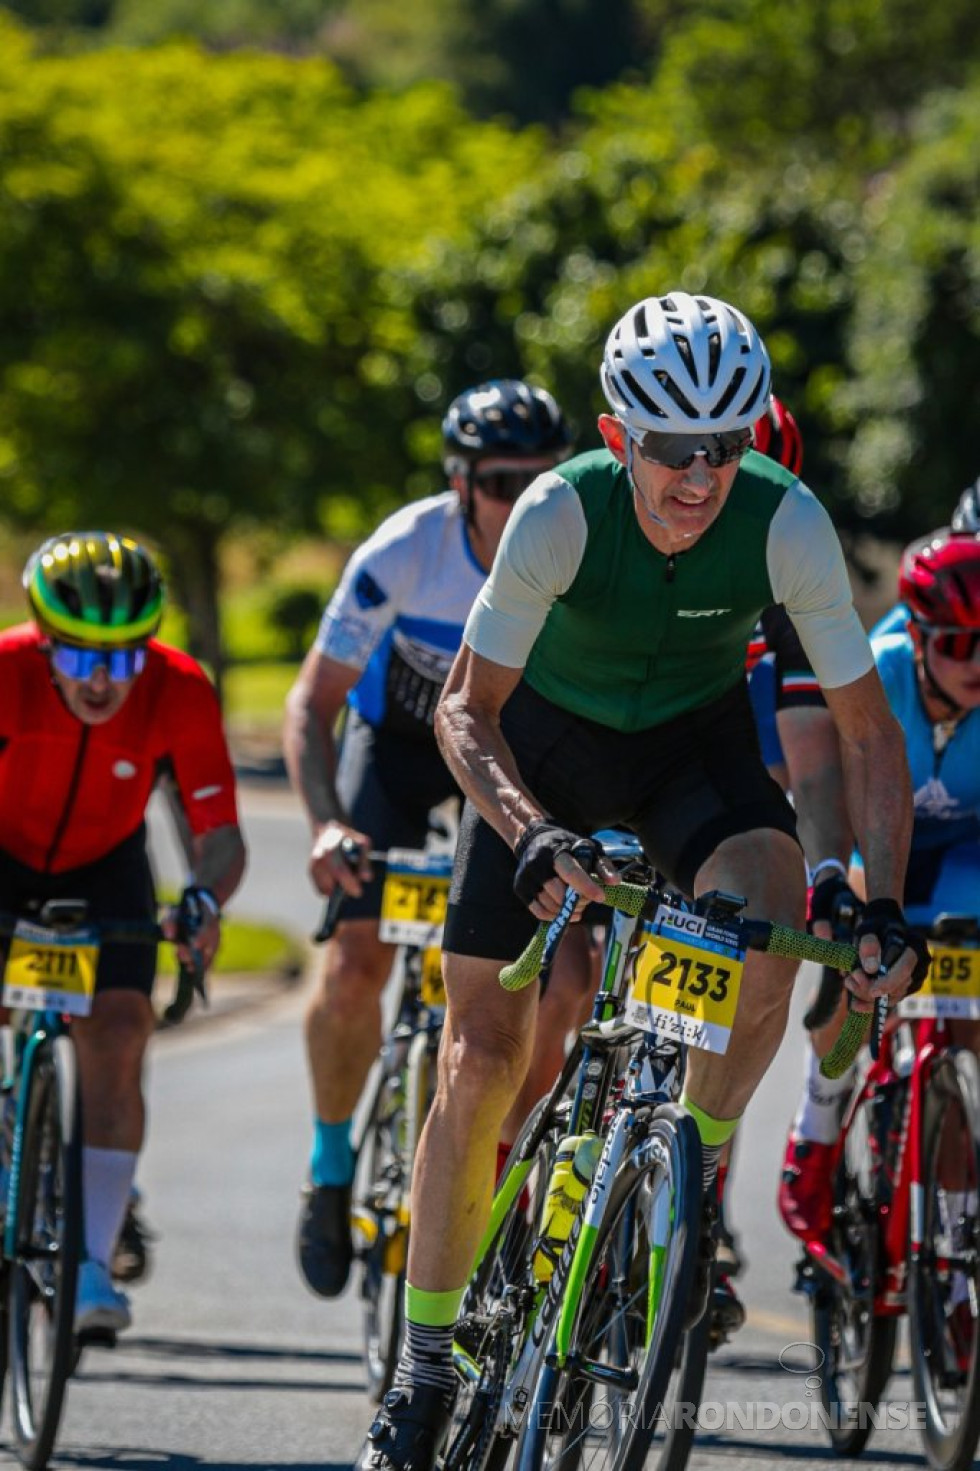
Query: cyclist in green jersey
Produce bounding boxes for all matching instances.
[356,292,928,1471]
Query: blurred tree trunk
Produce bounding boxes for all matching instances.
[164,523,225,706]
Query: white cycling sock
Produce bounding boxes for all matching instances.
[83,1146,138,1267]
[792,1042,855,1145]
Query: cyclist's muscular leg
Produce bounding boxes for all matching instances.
[684,829,807,1122]
[408,950,539,1292]
[499,922,594,1154]
[73,989,155,1312]
[305,918,395,1123]
[298,918,394,1298]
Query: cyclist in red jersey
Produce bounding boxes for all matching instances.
[0,532,246,1334]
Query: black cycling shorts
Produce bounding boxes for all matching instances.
[335,711,461,921]
[443,679,799,962]
[0,826,158,996]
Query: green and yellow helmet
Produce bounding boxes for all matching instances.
[23,532,165,647]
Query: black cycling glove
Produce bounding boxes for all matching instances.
[513,819,598,909]
[808,872,863,937]
[854,897,931,995]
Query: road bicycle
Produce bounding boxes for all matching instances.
[315,837,453,1402]
[442,835,863,1471]
[798,913,980,1471]
[0,897,203,1471]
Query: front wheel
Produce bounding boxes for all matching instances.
[909,1050,980,1471]
[8,1034,83,1471]
[810,1081,897,1457]
[518,1104,702,1471]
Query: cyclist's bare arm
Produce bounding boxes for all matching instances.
[283,648,372,897]
[777,706,853,874]
[160,821,245,967]
[823,666,916,1000]
[436,645,605,920]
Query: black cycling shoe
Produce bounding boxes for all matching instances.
[296,1182,353,1298]
[684,1199,718,1330]
[355,1383,452,1471]
[111,1195,155,1285]
[709,1274,746,1348]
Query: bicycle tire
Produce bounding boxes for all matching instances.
[909,1049,980,1471]
[443,1096,561,1471]
[8,1034,83,1470]
[810,1080,897,1457]
[358,1059,412,1402]
[517,1104,702,1471]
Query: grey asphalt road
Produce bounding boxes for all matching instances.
[16,785,922,1471]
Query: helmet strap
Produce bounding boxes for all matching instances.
[625,436,669,530]
[919,638,965,721]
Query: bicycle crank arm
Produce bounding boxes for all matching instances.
[546,1349,639,1392]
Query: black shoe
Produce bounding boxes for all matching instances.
[709,1274,746,1348]
[296,1182,353,1298]
[111,1196,155,1286]
[355,1383,452,1471]
[684,1199,718,1330]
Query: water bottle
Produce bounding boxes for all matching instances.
[532,1133,603,1284]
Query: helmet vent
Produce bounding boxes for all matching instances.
[710,368,746,420]
[621,368,666,419]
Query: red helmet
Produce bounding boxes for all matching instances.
[752,396,803,476]
[899,529,980,629]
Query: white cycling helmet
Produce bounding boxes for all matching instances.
[600,292,772,434]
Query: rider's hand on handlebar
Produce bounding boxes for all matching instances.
[161,888,221,970]
[310,821,373,898]
[845,897,930,1010]
[513,819,616,922]
[808,870,863,944]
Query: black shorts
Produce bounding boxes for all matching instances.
[336,711,461,921]
[0,826,158,995]
[443,680,799,961]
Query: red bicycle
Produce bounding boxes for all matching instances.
[799,913,980,1471]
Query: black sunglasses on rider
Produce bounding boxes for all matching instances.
[923,626,980,662]
[471,467,545,503]
[630,425,753,470]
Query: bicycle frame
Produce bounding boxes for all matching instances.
[820,1013,950,1317]
[2,1009,68,1261]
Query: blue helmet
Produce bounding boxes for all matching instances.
[442,379,572,464]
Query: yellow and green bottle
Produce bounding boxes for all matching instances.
[532,1132,603,1284]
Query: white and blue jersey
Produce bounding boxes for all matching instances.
[872,631,980,923]
[315,492,486,738]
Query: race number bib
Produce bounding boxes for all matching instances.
[3,921,99,1016]
[627,904,744,1054]
[379,850,453,947]
[899,945,980,1021]
[420,947,447,1007]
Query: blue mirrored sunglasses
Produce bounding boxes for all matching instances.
[49,642,148,682]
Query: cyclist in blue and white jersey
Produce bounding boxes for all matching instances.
[283,380,588,1300]
[779,524,980,1243]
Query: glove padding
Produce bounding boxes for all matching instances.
[854,897,930,995]
[513,819,598,909]
[808,873,863,936]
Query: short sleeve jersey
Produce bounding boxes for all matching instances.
[465,448,872,732]
[872,630,980,850]
[315,491,487,738]
[0,624,239,874]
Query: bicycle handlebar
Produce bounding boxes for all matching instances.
[498,880,869,1078]
[0,909,209,1028]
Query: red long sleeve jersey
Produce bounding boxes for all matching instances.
[0,624,239,874]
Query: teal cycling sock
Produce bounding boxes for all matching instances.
[310,1118,354,1188]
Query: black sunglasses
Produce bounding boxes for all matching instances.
[631,426,753,470]
[923,626,980,662]
[471,468,544,503]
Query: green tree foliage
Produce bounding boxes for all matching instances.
[846,82,980,533]
[0,15,543,679]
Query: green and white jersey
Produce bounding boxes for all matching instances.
[464,448,872,732]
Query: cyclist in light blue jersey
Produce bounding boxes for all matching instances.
[780,525,980,1243]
